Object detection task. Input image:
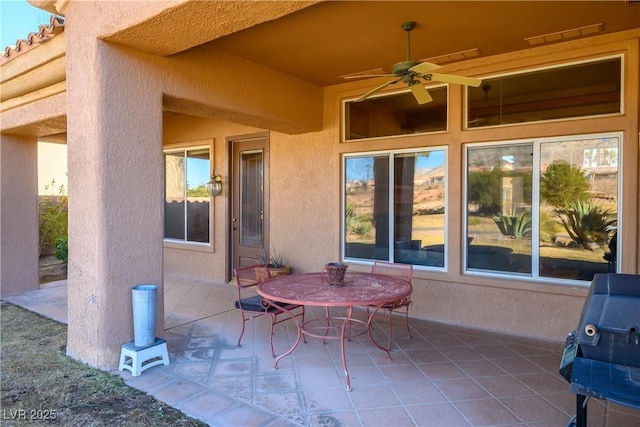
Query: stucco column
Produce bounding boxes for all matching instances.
[64,14,164,368]
[0,135,39,297]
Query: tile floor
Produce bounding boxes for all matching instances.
[4,275,640,427]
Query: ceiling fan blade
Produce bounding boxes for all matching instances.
[408,61,441,74]
[355,79,400,102]
[423,73,483,87]
[409,83,433,104]
[343,74,397,79]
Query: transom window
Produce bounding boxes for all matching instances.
[343,148,447,268]
[465,133,620,282]
[343,87,447,141]
[164,148,211,244]
[467,56,622,128]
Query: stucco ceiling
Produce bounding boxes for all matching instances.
[204,1,640,87]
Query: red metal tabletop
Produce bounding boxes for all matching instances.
[257,272,412,307]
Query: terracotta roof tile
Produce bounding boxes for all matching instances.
[1,15,65,65]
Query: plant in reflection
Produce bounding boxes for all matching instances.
[345,200,374,239]
[540,161,590,208]
[540,161,617,250]
[467,169,501,215]
[555,201,617,249]
[539,209,563,243]
[492,210,532,239]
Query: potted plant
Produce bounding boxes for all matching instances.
[256,247,290,281]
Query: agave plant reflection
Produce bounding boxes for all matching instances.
[555,201,617,249]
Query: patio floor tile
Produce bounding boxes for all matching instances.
[453,398,521,425]
[499,395,569,424]
[404,402,472,426]
[5,274,640,426]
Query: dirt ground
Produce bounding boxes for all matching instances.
[0,303,207,427]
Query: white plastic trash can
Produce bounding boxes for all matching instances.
[131,284,158,347]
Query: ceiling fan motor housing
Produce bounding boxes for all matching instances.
[401,21,416,31]
[392,61,421,76]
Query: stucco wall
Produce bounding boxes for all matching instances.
[163,31,639,344]
[0,135,39,297]
[404,277,586,341]
[268,131,338,273]
[64,3,165,368]
[162,115,339,281]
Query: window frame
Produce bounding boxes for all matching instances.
[463,132,622,285]
[163,145,213,249]
[342,146,448,271]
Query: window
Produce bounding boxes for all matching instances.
[465,133,620,282]
[467,56,622,128]
[343,87,447,141]
[164,148,211,244]
[344,148,447,268]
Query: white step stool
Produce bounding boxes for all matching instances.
[118,338,169,376]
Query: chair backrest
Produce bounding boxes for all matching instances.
[234,264,270,289]
[371,261,413,282]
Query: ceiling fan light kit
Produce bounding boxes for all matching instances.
[347,21,482,104]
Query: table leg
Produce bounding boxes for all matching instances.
[341,306,353,391]
[322,306,331,345]
[298,307,369,391]
[367,304,392,360]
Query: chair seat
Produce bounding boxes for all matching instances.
[235,295,295,312]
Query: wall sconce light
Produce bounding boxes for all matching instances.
[207,174,222,197]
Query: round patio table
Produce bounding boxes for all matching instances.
[257,272,412,391]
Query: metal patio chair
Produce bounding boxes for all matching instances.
[233,264,305,357]
[369,261,414,351]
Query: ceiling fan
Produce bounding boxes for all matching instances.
[345,21,482,104]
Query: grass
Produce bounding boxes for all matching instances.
[0,302,207,427]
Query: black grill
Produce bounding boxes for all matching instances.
[559,273,640,427]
